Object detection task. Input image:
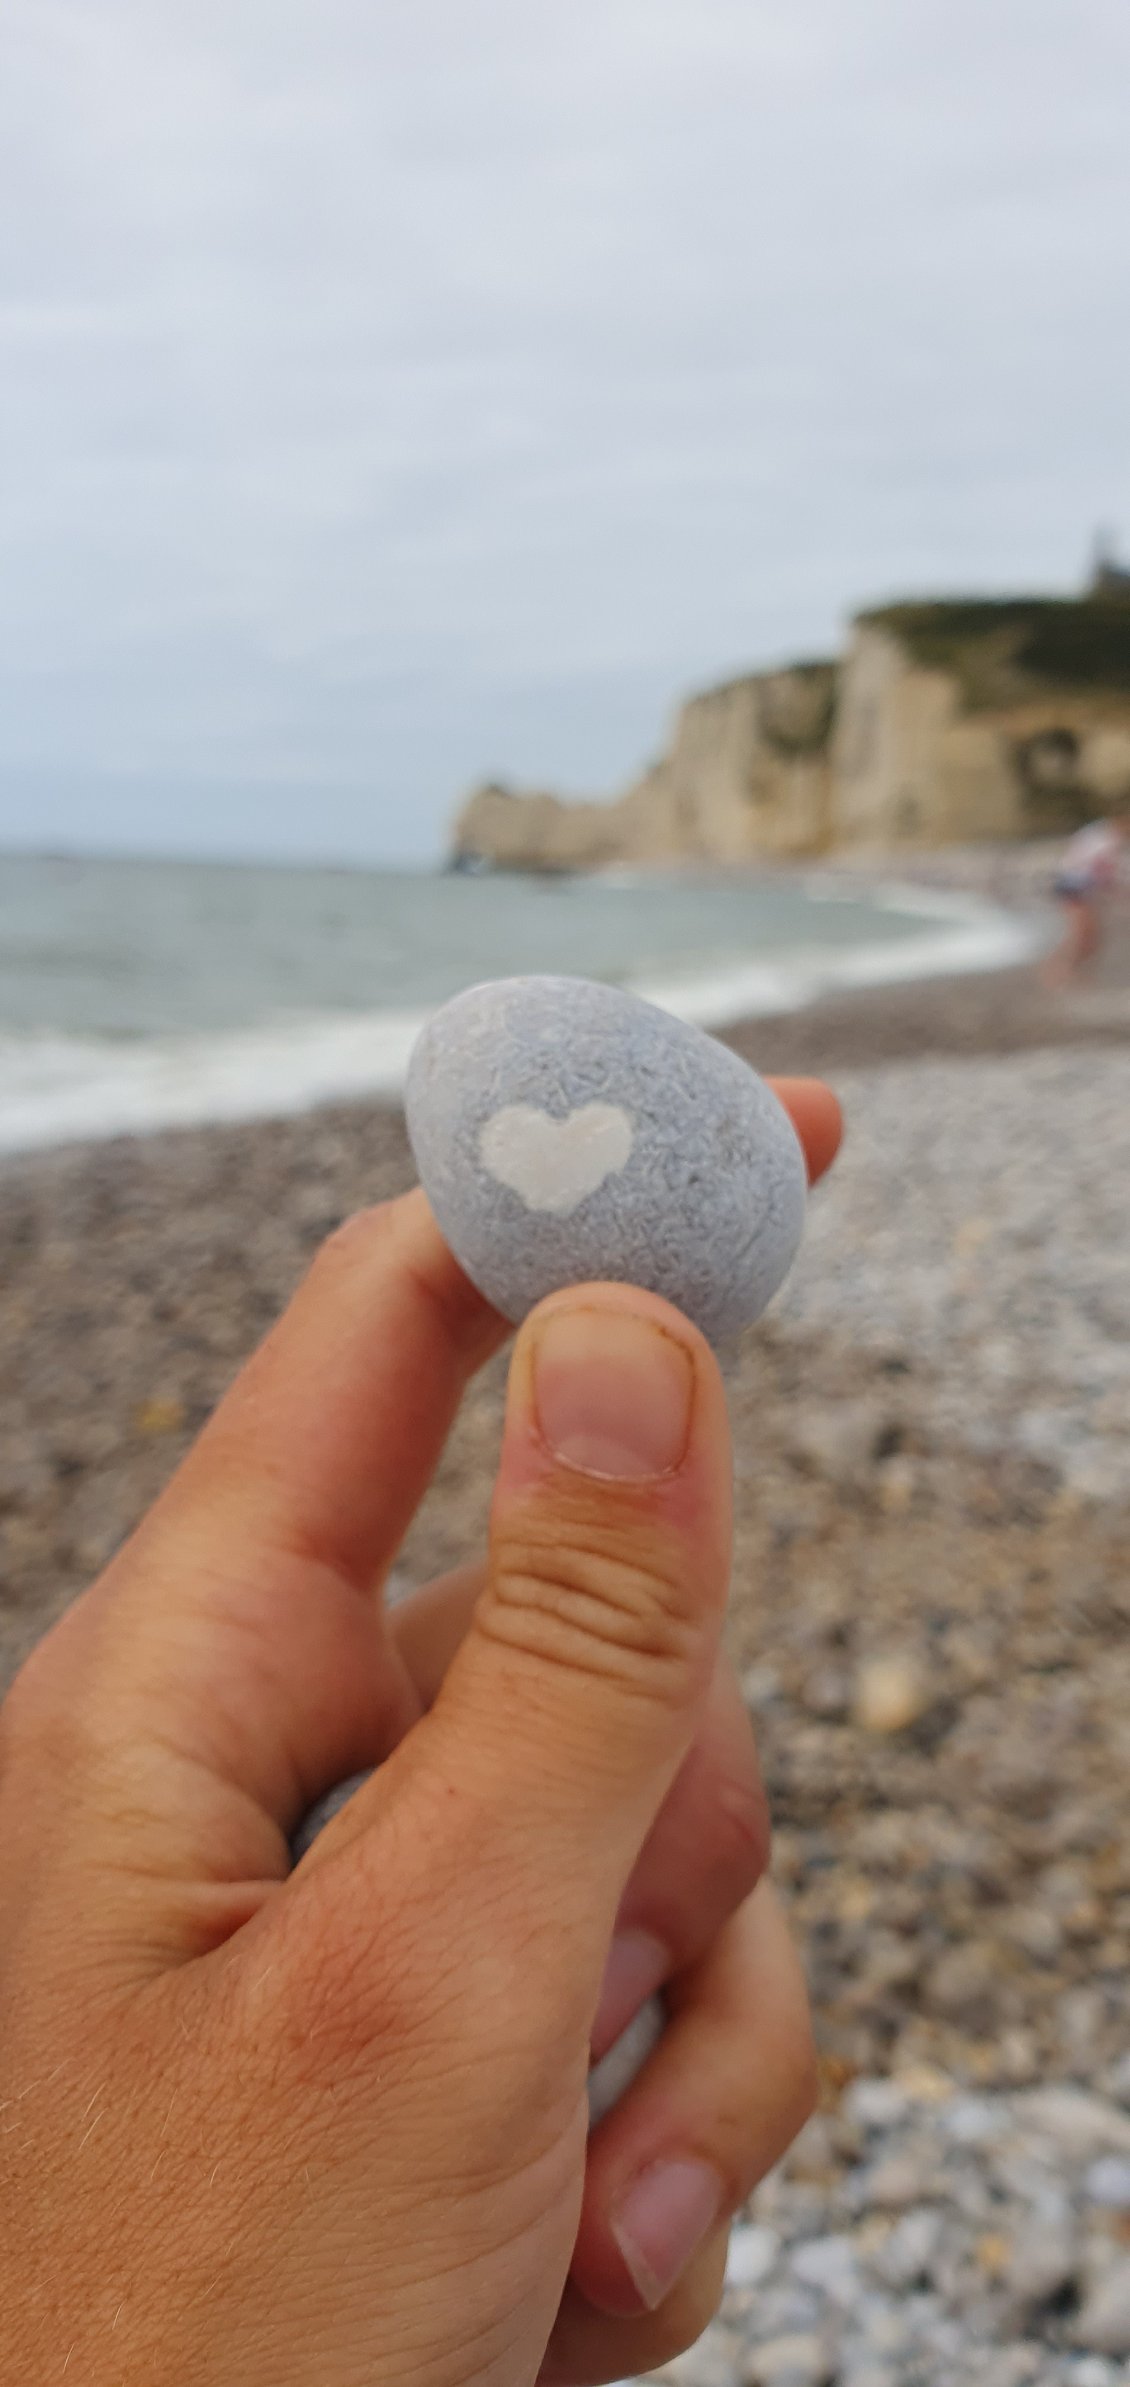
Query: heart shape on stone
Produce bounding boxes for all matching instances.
[478,1101,634,1216]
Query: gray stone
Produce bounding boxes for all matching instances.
[853,2151,936,2211]
[1015,2089,1130,2160]
[979,2356,1053,2387]
[790,2232,862,2304]
[405,977,807,1343]
[942,2095,1007,2145]
[873,2206,946,2291]
[1007,2223,1080,2311]
[746,2334,835,2387]
[1102,2052,1130,2109]
[1073,2259,1130,2356]
[1084,2156,1130,2208]
[653,2322,744,2385]
[289,1767,372,1862]
[843,2078,911,2133]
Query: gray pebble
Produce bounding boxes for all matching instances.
[1074,2260,1130,2357]
[405,976,806,1343]
[1084,2156,1130,2208]
[747,2333,835,2387]
[1007,2223,1080,2312]
[873,2207,947,2292]
[289,1768,372,1863]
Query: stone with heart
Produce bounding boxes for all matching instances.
[405,974,806,1342]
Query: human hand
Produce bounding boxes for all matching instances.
[0,1078,840,2387]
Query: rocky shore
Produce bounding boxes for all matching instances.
[2,876,1129,2385]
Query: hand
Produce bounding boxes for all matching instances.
[0,1078,840,2387]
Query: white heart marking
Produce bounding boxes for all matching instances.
[478,1102,634,1216]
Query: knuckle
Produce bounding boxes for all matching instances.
[485,1502,702,1704]
[310,1202,389,1278]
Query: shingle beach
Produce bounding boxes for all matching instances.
[3,846,1128,2386]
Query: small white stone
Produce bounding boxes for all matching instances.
[725,2223,781,2287]
[853,1655,931,1736]
[747,2333,834,2387]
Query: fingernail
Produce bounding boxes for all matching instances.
[611,2158,725,2311]
[533,1309,694,1480]
[592,1928,668,2059]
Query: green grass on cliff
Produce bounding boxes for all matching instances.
[858,596,1130,710]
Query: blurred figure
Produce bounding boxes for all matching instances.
[1043,811,1128,984]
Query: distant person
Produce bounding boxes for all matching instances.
[1044,812,1128,985]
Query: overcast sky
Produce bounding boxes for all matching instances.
[2,0,1128,865]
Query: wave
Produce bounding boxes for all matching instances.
[0,889,1046,1157]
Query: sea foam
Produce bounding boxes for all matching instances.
[0,887,1043,1157]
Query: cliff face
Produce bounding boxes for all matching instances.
[451,597,1130,870]
[453,663,838,872]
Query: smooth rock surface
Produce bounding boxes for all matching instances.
[405,976,807,1342]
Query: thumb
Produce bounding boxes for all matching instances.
[427,1285,734,1943]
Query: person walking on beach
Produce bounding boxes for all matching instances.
[1043,811,1128,985]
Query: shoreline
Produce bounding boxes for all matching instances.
[0,861,1049,1160]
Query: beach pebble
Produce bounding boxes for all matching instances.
[1074,2259,1130,2356]
[405,976,807,1342]
[853,1654,932,1736]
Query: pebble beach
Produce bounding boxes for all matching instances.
[2,849,1129,2385]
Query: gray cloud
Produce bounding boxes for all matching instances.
[1,0,1128,860]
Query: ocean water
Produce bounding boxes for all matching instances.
[0,850,1036,1153]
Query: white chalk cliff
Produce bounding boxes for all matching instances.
[451,594,1130,870]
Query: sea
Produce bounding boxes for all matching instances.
[0,850,1038,1155]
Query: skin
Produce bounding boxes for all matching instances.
[0,1077,842,2387]
[1043,816,1128,986]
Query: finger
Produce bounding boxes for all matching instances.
[389,1559,487,1703]
[539,2229,731,2387]
[3,1197,507,1912]
[315,1286,733,2030]
[157,1189,505,1593]
[391,1569,769,2066]
[591,1656,768,2059]
[767,1075,843,1185]
[572,1880,816,2321]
